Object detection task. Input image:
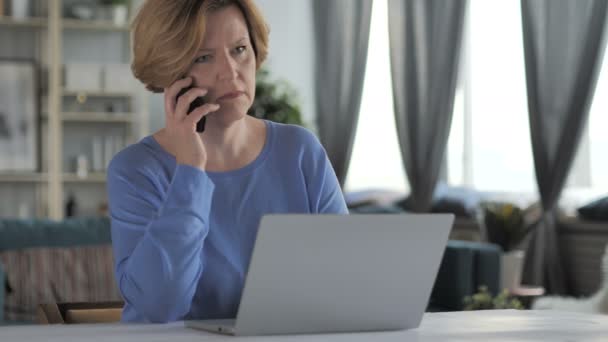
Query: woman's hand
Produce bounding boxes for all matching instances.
[163,77,219,171]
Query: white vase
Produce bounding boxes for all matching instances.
[501,250,525,291]
[11,0,29,20]
[112,5,128,26]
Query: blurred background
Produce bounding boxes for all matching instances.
[1,0,608,325]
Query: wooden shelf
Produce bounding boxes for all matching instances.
[61,112,135,123]
[0,1,149,219]
[41,112,136,123]
[0,17,129,32]
[63,112,135,123]
[62,90,134,98]
[0,16,47,28]
[62,19,129,32]
[63,173,106,183]
[0,172,47,183]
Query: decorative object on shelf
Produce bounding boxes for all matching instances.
[10,0,29,20]
[65,192,78,217]
[98,201,108,216]
[64,92,95,113]
[75,154,89,178]
[68,4,95,20]
[100,0,129,26]
[104,135,114,170]
[92,136,104,172]
[104,101,129,114]
[463,286,524,311]
[101,135,124,169]
[64,63,103,92]
[18,201,31,219]
[0,59,38,171]
[248,67,304,126]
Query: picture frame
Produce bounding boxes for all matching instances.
[0,59,39,172]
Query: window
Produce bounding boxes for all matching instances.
[345,0,408,194]
[448,0,536,194]
[347,0,607,207]
[449,0,607,207]
[561,45,608,207]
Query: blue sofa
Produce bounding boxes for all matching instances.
[430,240,502,311]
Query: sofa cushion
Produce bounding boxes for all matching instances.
[578,196,608,222]
[430,240,502,311]
[0,245,121,322]
[0,217,111,253]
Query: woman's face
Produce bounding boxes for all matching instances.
[187,5,257,126]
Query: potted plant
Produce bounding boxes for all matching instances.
[463,286,524,310]
[248,67,304,126]
[481,201,534,292]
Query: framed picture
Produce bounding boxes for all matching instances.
[0,59,39,172]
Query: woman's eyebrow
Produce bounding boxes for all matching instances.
[233,37,247,44]
[198,37,248,52]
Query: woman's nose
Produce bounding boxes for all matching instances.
[217,53,238,81]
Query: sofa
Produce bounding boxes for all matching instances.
[430,240,501,311]
[0,217,121,324]
[557,216,608,297]
[0,216,501,324]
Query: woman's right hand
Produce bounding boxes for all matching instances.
[164,77,219,171]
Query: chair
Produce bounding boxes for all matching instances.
[37,301,123,324]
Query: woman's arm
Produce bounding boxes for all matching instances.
[108,161,214,323]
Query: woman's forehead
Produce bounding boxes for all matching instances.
[201,6,249,47]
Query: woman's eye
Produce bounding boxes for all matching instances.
[235,46,247,54]
[195,55,212,63]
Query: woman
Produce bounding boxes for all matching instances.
[108,0,348,323]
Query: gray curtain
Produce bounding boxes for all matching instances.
[388,0,467,212]
[521,0,608,294]
[313,0,373,187]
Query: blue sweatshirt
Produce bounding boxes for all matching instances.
[107,120,348,323]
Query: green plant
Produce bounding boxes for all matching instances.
[248,67,304,126]
[463,286,524,311]
[481,201,531,252]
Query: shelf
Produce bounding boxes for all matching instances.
[62,90,134,98]
[0,16,129,31]
[0,16,47,28]
[0,172,47,183]
[63,112,135,123]
[62,19,129,32]
[63,173,106,183]
[40,112,135,123]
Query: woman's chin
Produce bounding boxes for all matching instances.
[208,108,248,127]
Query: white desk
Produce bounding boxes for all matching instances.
[1,310,607,341]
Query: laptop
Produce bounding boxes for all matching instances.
[185,213,454,336]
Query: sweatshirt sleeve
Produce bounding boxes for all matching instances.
[107,159,215,323]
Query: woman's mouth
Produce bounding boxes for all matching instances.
[217,91,243,101]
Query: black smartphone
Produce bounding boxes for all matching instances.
[176,86,207,132]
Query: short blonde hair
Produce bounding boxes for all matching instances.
[130,0,269,93]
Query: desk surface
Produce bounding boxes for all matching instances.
[1,310,607,341]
